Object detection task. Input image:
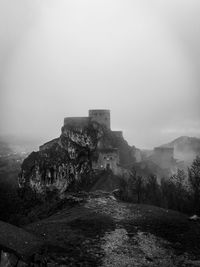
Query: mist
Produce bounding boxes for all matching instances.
[0,0,200,149]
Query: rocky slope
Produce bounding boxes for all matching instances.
[21,191,200,267]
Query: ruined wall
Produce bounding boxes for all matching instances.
[89,109,110,129]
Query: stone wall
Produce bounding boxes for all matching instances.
[63,110,111,130]
[64,117,90,129]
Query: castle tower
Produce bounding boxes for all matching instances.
[89,109,110,129]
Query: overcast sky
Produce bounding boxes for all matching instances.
[0,0,200,149]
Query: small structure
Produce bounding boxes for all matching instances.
[92,148,120,175]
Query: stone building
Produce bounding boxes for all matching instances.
[63,109,123,175]
[89,109,110,129]
[63,109,111,129]
[92,148,120,175]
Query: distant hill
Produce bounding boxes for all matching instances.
[161,136,200,165]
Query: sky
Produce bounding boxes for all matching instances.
[0,0,200,149]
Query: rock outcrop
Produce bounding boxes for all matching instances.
[19,118,135,194]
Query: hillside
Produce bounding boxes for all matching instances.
[19,191,200,266]
[161,136,200,165]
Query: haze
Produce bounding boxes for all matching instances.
[0,0,200,149]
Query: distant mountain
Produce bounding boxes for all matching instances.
[161,136,200,165]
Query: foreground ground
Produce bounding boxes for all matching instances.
[24,191,200,267]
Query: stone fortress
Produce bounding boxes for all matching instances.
[39,109,177,179]
[63,109,123,175]
[39,109,125,176]
[63,109,122,137]
[20,109,178,193]
[64,109,110,129]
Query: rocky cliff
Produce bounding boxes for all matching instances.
[19,120,135,194]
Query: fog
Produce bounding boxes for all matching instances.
[0,0,200,149]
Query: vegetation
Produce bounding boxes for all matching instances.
[0,181,68,226]
[119,156,200,215]
[188,156,200,213]
[1,156,200,228]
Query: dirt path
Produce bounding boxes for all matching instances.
[25,192,200,266]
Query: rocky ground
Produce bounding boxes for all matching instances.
[25,191,200,267]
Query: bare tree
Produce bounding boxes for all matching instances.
[188,156,200,213]
[170,169,187,212]
[130,168,143,203]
